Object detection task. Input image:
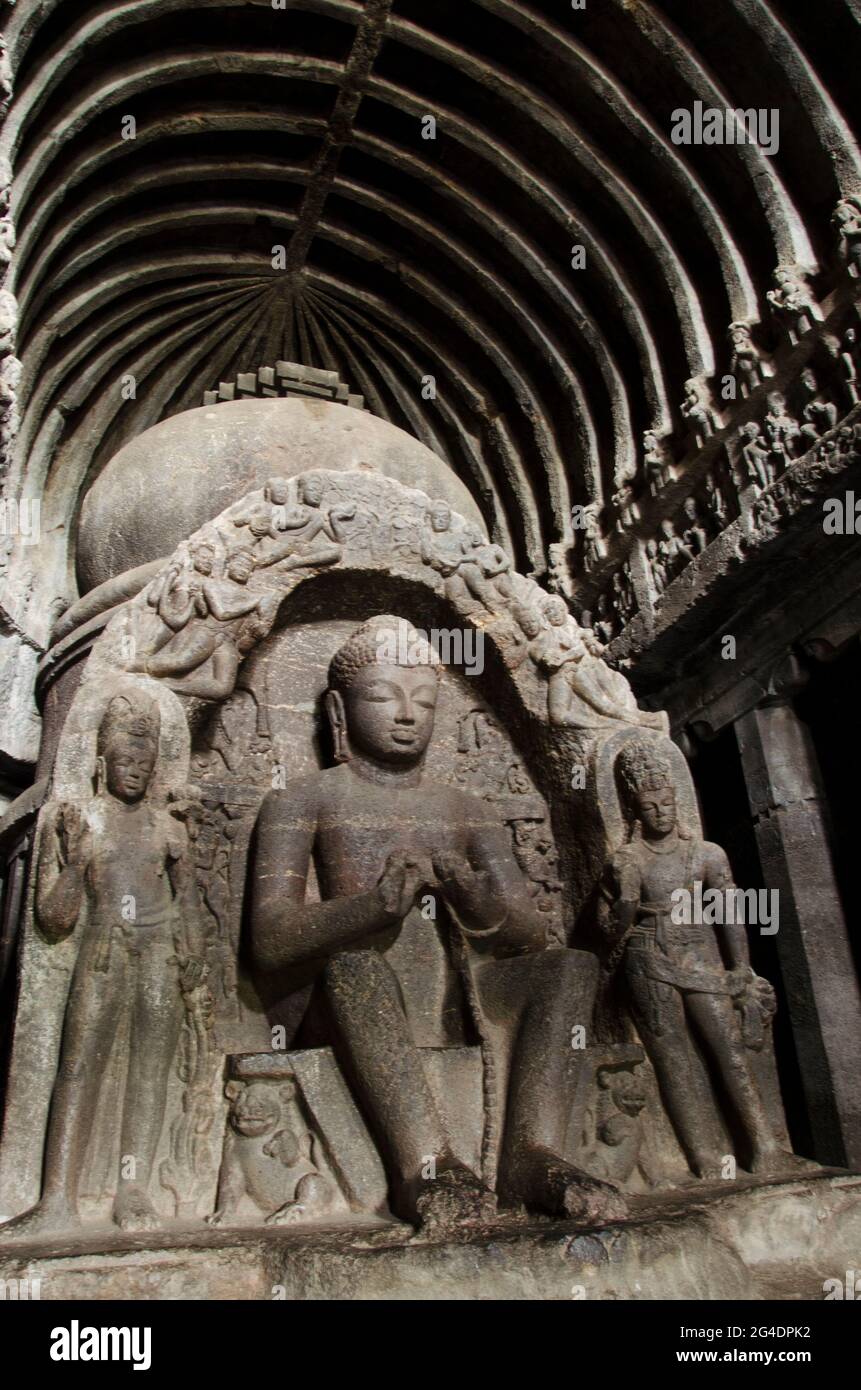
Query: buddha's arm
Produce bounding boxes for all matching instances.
[249,791,403,973]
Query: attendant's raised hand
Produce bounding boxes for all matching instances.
[57,804,92,870]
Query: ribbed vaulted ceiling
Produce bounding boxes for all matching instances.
[3,0,860,578]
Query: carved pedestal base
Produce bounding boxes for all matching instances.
[1,1172,857,1301]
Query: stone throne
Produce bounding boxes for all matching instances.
[0,391,797,1245]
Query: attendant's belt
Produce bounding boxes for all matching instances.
[89,915,178,973]
[629,902,704,946]
[625,902,728,994]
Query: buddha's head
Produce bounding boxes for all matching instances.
[326,615,441,767]
[96,692,160,803]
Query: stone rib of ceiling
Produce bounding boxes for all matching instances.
[2,0,859,583]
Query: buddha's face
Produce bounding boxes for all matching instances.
[637,785,677,838]
[344,662,439,765]
[105,735,155,803]
[430,505,450,533]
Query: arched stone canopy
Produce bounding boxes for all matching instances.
[2,0,858,597]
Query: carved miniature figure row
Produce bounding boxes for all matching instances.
[118,469,665,733]
[586,318,861,640]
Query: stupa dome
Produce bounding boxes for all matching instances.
[77,397,484,594]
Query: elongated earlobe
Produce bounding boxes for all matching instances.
[325,689,350,763]
[94,755,107,796]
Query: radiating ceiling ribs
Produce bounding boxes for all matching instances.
[0,0,857,600]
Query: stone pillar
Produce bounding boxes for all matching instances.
[735,676,861,1167]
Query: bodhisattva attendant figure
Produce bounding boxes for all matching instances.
[0,692,207,1238]
[249,615,624,1228]
[599,739,792,1179]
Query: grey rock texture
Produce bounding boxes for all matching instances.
[0,1174,857,1301]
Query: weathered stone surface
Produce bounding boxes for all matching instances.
[0,1174,857,1301]
[1,1,860,1303]
[0,444,805,1254]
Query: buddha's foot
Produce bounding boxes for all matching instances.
[515,1148,628,1224]
[113,1184,160,1233]
[414,1165,498,1234]
[0,1199,80,1242]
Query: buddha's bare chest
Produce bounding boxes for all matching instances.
[314,789,470,895]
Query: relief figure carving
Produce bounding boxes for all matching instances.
[1,692,209,1239]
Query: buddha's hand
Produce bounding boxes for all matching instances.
[376,850,433,921]
[56,804,93,870]
[432,852,503,932]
